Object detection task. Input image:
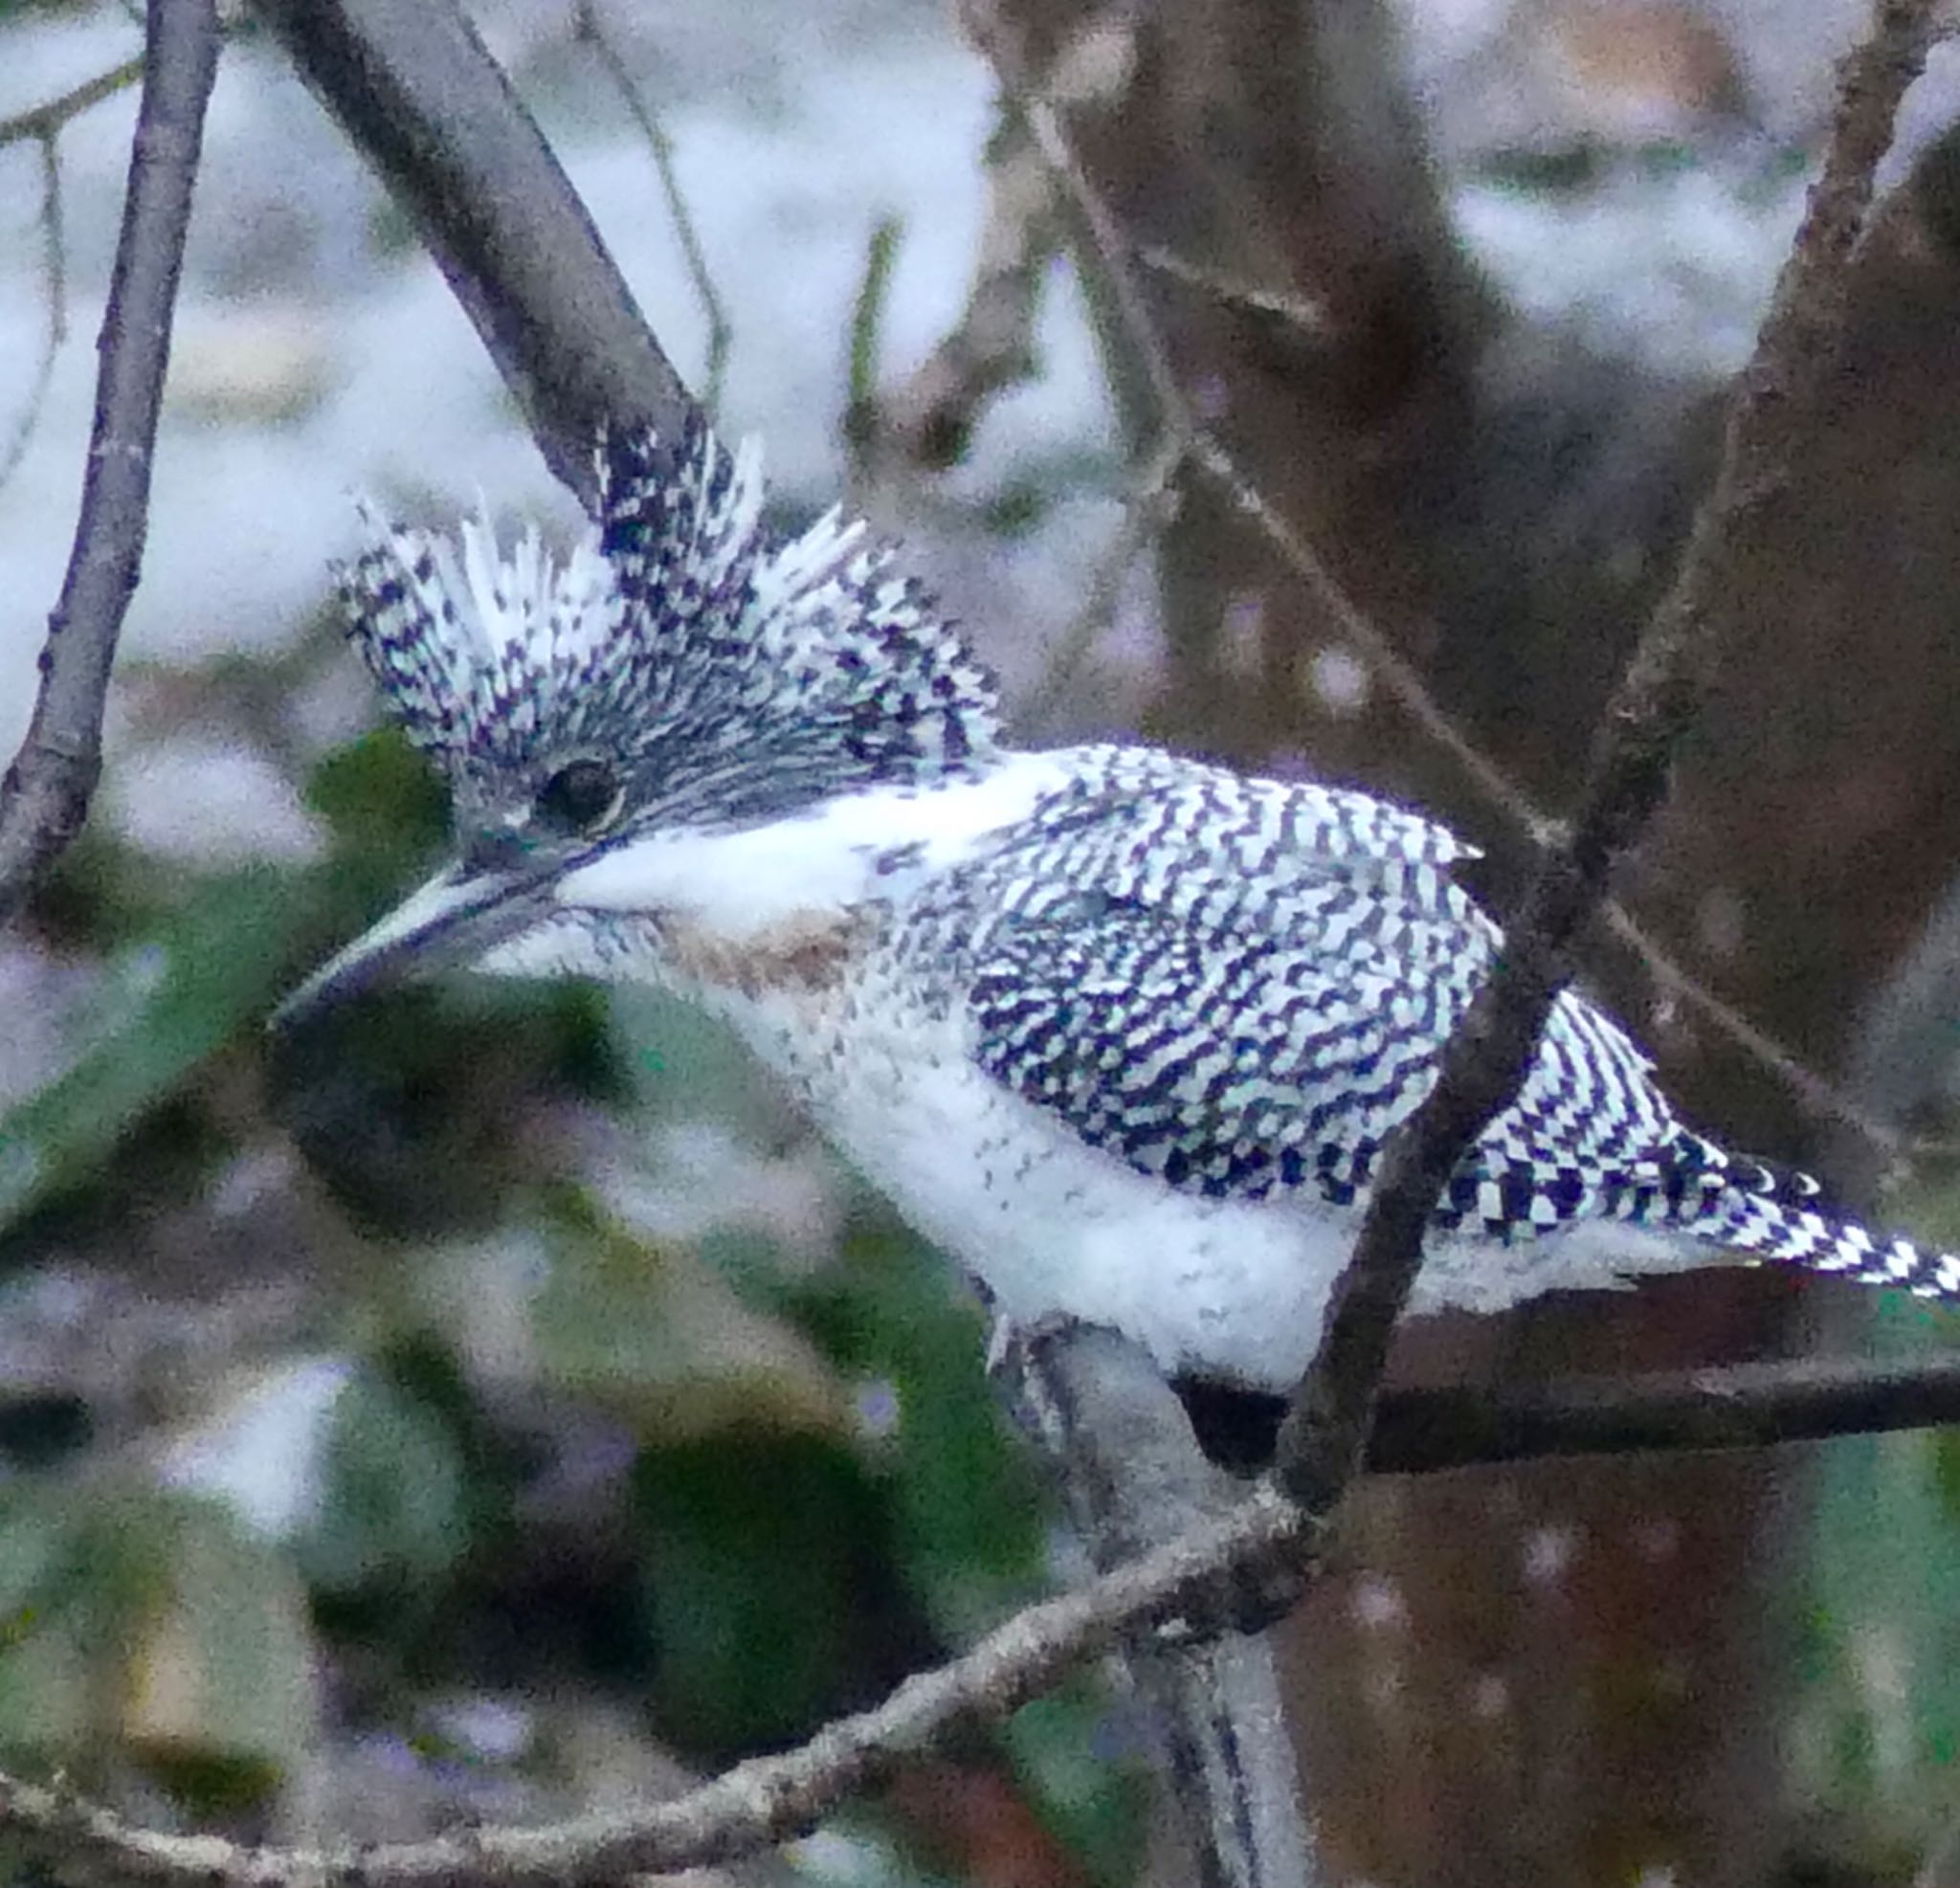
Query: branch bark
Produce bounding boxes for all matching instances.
[248,0,690,503]
[1370,1345,1960,1474]
[0,0,221,923]
[1008,1326,1323,1888]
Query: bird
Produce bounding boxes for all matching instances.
[278,415,1960,1394]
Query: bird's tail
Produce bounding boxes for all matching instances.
[1678,1136,1960,1301]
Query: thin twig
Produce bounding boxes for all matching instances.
[0,1485,1312,1888]
[1213,428,1921,1158]
[1133,243,1333,341]
[0,0,221,922]
[1271,0,1945,1513]
[1013,87,1190,443]
[843,212,902,471]
[0,136,69,496]
[991,56,1509,807]
[866,110,1055,472]
[1197,423,1916,1156]
[1018,433,1186,734]
[0,56,145,149]
[1190,434,1562,845]
[972,9,1929,1166]
[11,1332,1960,1884]
[570,0,731,415]
[1597,901,1914,1156]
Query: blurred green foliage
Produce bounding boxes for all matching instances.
[1793,1289,1960,1870]
[0,1480,313,1803]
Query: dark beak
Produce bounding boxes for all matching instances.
[271,860,542,1031]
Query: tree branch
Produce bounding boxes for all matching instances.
[1370,1347,1960,1475]
[1270,0,1947,1515]
[0,1482,1308,1888]
[0,57,145,149]
[248,0,691,503]
[0,0,221,923]
[1006,1325,1322,1888]
[969,4,1938,1166]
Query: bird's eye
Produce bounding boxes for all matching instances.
[533,758,623,836]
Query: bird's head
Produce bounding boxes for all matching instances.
[275,416,1000,1027]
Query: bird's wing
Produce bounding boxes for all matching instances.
[929,751,1691,1230]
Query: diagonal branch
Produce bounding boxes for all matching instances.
[0,0,222,923]
[248,0,690,502]
[1271,0,1948,1513]
[0,1481,1308,1888]
[969,5,1941,1168]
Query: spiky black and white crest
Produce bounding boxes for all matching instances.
[339,415,1001,828]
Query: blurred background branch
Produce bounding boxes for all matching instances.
[0,0,219,922]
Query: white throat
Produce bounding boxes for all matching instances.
[550,749,1073,944]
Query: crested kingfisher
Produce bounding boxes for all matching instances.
[278,418,1960,1392]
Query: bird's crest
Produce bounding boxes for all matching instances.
[338,415,1001,826]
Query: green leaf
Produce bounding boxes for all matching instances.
[0,1482,315,1801]
[0,866,312,1228]
[790,1206,1048,1638]
[632,1430,906,1754]
[533,1189,840,1439]
[1004,1685,1149,1888]
[304,726,449,872]
[296,1369,471,1594]
[1793,1295,1960,1847]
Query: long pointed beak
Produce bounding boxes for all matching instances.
[272,860,541,1032]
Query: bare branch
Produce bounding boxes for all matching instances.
[1132,243,1332,339]
[1018,433,1185,734]
[864,110,1057,472]
[1006,1325,1322,1888]
[0,56,145,149]
[9,1330,1960,1884]
[1271,0,1947,1514]
[0,1484,1310,1888]
[570,0,731,416]
[1370,1346,1960,1474]
[0,136,69,497]
[248,0,691,502]
[0,0,221,922]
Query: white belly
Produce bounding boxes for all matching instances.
[685,967,1704,1391]
[719,1004,1696,1391]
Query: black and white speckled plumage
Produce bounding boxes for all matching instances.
[904,746,1946,1285]
[289,419,1960,1390]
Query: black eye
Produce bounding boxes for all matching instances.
[533,758,623,835]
